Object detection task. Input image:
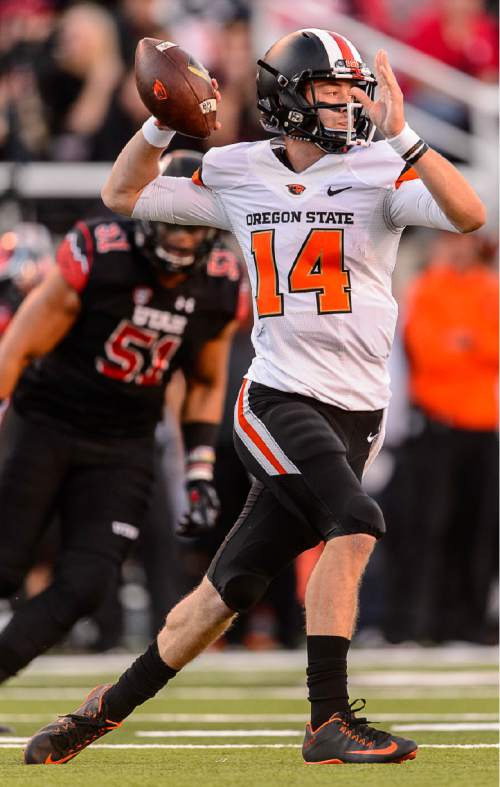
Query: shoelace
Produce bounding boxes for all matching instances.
[51,713,110,753]
[336,699,389,747]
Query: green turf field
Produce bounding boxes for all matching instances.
[0,646,497,786]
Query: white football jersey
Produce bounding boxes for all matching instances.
[133,137,456,411]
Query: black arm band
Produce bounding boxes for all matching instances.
[403,140,429,166]
[182,421,219,452]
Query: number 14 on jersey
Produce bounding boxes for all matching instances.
[251,228,352,318]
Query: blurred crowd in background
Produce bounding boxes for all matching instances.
[0,0,498,651]
[0,0,498,162]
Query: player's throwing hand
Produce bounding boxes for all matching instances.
[351,50,405,138]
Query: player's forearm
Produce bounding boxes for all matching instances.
[181,391,223,489]
[0,319,35,398]
[101,126,174,216]
[0,318,33,396]
[0,347,27,399]
[412,148,486,233]
[182,322,236,423]
[182,381,225,425]
[0,273,80,398]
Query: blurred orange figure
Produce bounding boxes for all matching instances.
[399,232,498,644]
[405,232,498,432]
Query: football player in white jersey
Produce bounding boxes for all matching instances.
[26,29,485,766]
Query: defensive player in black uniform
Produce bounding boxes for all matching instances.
[0,150,241,685]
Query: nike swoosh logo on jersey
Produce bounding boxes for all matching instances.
[327,186,352,197]
[367,432,378,443]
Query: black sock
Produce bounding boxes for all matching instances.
[306,635,350,729]
[104,640,177,722]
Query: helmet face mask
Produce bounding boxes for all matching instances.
[135,222,217,277]
[297,76,376,153]
[134,148,219,276]
[257,29,377,154]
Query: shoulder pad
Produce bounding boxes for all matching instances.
[198,142,254,192]
[347,140,407,189]
[56,221,94,293]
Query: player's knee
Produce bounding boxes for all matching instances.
[220,573,269,613]
[343,493,386,539]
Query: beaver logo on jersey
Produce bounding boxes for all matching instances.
[286,184,306,195]
[133,286,153,306]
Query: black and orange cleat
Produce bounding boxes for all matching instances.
[303,699,417,765]
[24,684,121,765]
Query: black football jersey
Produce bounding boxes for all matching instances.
[13,218,243,437]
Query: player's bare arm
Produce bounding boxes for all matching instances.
[182,319,238,425]
[352,50,486,233]
[177,318,238,537]
[0,269,80,399]
[101,130,167,216]
[102,79,222,217]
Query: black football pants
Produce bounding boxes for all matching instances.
[208,380,385,613]
[0,406,154,680]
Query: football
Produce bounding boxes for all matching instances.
[135,38,217,138]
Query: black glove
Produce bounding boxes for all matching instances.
[177,479,221,537]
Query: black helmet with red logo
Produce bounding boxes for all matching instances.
[257,28,376,154]
[135,149,218,276]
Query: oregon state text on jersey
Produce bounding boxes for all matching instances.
[13,219,241,436]
[132,138,457,411]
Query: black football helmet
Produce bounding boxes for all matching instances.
[135,149,218,275]
[257,28,376,154]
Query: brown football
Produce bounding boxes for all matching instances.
[135,38,217,138]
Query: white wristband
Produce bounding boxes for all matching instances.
[386,122,420,158]
[141,117,175,148]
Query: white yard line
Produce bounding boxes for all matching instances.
[1,712,497,723]
[393,722,500,732]
[420,744,499,749]
[0,688,95,700]
[0,742,497,750]
[136,730,303,738]
[149,686,499,699]
[136,722,500,737]
[353,671,499,686]
[1,686,496,701]
[20,646,498,675]
[4,721,500,744]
